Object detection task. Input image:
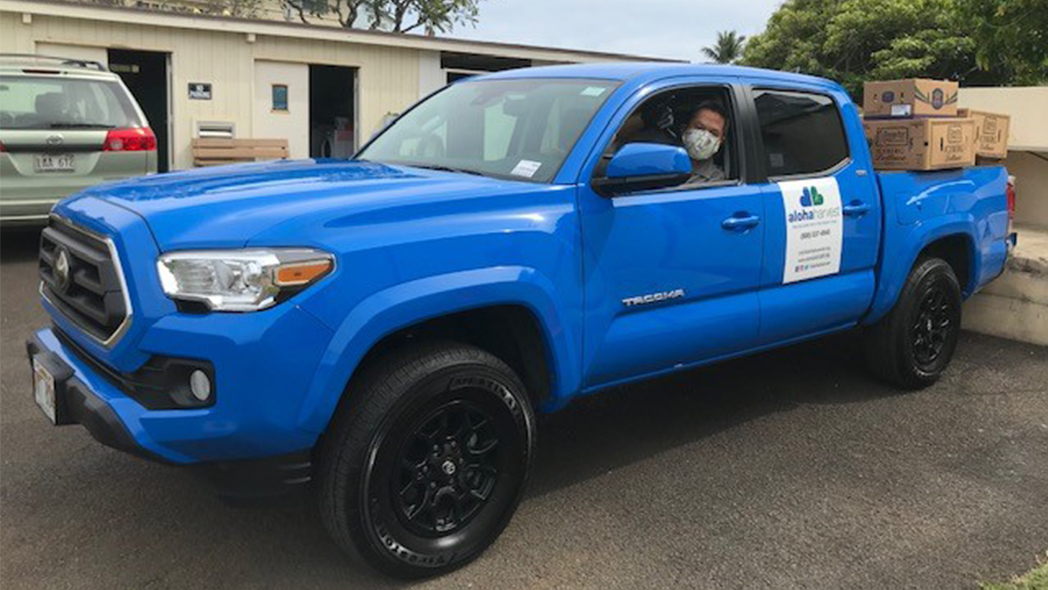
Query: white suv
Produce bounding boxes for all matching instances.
[0,54,157,225]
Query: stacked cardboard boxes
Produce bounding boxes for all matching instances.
[862,78,1011,171]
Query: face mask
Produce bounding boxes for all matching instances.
[683,128,721,161]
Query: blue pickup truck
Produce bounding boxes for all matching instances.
[27,64,1013,577]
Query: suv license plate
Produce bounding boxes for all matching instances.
[35,153,75,172]
[33,359,57,424]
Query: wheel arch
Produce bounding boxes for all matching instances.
[865,217,980,326]
[917,233,974,295]
[298,267,581,436]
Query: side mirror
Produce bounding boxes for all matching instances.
[592,142,692,196]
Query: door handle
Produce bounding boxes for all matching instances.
[721,213,760,231]
[843,201,871,217]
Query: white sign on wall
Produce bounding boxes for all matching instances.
[779,177,844,284]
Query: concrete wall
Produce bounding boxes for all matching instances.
[1002,151,1048,230]
[1,10,422,169]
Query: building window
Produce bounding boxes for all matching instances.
[272,84,289,112]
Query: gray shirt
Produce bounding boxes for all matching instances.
[685,158,725,185]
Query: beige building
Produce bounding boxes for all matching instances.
[0,0,658,171]
[958,86,1048,229]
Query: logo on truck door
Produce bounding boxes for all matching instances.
[779,177,843,284]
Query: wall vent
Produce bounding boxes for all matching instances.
[196,121,235,139]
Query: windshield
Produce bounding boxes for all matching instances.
[0,75,142,130]
[358,78,619,183]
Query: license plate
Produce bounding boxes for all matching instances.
[33,358,57,424]
[34,153,75,173]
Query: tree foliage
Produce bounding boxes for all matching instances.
[202,0,263,17]
[283,0,481,33]
[701,30,746,64]
[741,0,1046,98]
[955,0,1048,85]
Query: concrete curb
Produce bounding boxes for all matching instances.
[963,226,1048,346]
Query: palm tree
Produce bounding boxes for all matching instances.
[701,31,747,64]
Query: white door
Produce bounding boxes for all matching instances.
[253,61,309,159]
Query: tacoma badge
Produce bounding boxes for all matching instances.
[622,288,685,308]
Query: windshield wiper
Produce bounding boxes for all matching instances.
[408,163,487,177]
[48,123,115,129]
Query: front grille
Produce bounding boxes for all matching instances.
[39,217,130,344]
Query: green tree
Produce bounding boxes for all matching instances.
[740,0,1017,98]
[200,0,263,17]
[701,30,747,64]
[283,0,481,33]
[956,0,1048,85]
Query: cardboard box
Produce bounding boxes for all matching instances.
[957,108,1010,159]
[864,79,959,118]
[863,117,976,170]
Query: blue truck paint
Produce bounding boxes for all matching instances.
[30,64,1010,466]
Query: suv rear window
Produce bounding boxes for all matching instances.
[754,89,849,178]
[0,76,141,130]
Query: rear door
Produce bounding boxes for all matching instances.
[744,84,881,343]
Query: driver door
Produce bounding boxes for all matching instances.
[577,80,766,389]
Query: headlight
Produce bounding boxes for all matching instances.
[157,249,334,312]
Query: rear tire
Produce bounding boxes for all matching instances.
[865,257,963,389]
[316,341,535,579]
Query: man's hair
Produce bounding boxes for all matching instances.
[687,100,730,132]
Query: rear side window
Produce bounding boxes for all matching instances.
[754,89,849,178]
[0,75,141,130]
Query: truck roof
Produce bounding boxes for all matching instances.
[477,62,842,91]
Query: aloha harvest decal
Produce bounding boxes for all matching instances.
[780,178,843,284]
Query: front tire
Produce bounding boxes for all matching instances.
[317,341,535,579]
[865,257,963,389]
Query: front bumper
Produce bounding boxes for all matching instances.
[27,331,316,496]
[27,333,167,463]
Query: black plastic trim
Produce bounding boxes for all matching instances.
[26,334,170,464]
[189,451,314,498]
[54,328,215,410]
[592,172,693,196]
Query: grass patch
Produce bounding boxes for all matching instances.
[980,555,1048,590]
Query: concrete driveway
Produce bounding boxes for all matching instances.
[2,227,1047,589]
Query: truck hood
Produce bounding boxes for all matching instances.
[69,159,532,250]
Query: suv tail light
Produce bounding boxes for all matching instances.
[104,127,157,152]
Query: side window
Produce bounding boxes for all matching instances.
[753,90,849,177]
[604,87,739,184]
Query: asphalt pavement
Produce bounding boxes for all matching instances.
[2,227,1047,589]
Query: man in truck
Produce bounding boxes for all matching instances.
[682,101,728,184]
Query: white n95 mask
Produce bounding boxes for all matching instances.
[683,128,721,161]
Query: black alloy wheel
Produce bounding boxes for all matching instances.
[317,342,535,579]
[912,285,953,368]
[391,399,502,537]
[865,256,962,389]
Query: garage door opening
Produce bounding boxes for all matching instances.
[107,49,170,172]
[309,65,356,158]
